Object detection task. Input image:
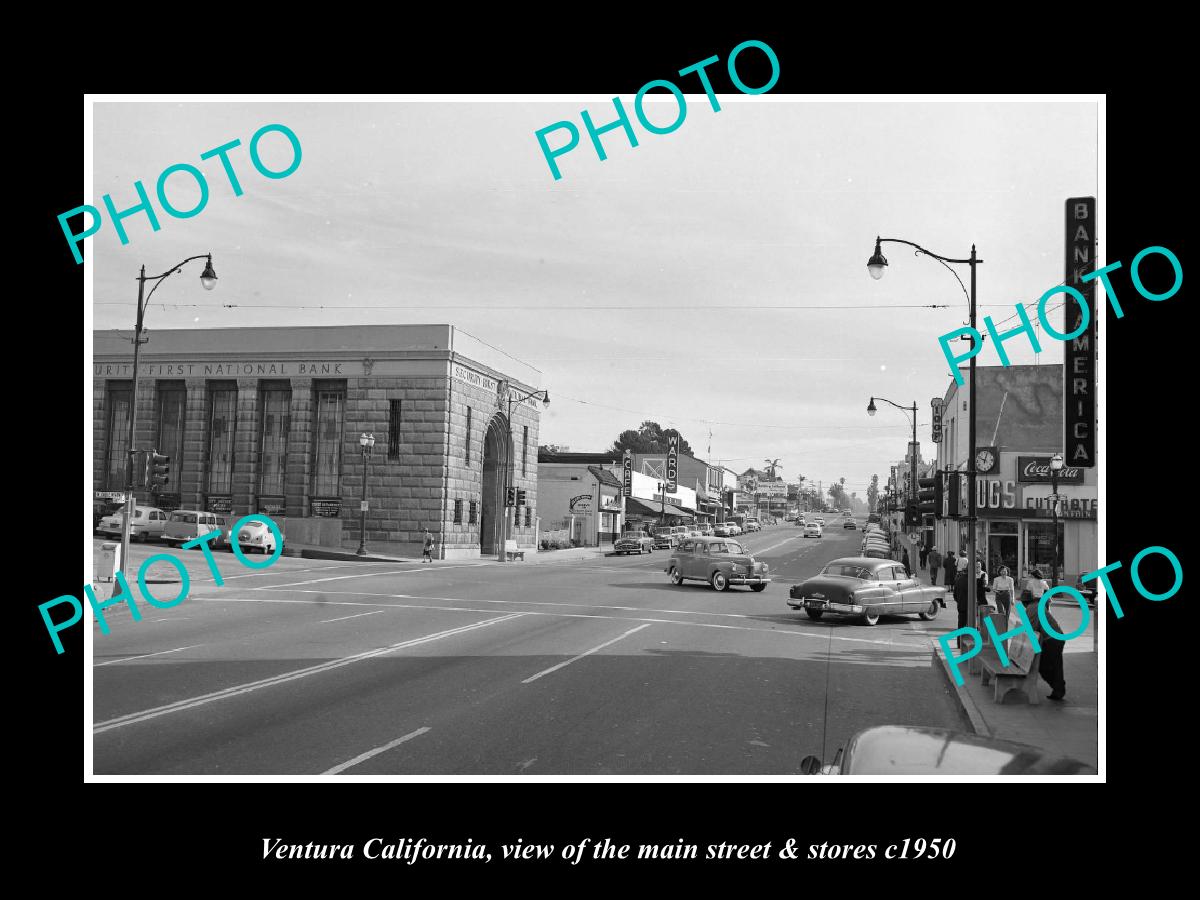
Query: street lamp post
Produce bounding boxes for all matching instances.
[117,255,217,589]
[1049,452,1064,587]
[356,433,375,556]
[499,385,550,561]
[869,236,982,635]
[867,396,918,513]
[658,481,667,528]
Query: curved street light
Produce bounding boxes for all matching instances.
[117,254,217,588]
[499,385,550,561]
[867,234,983,636]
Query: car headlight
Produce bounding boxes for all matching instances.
[731,565,745,574]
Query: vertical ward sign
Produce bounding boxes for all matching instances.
[667,436,678,492]
[1065,197,1096,467]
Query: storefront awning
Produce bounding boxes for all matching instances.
[624,497,692,518]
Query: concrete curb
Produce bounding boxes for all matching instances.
[932,648,991,738]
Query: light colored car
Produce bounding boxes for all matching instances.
[235,518,278,555]
[665,537,771,592]
[162,509,221,547]
[803,522,823,538]
[699,524,714,536]
[713,523,733,537]
[725,522,743,536]
[96,506,168,543]
[743,519,761,532]
[652,527,676,550]
[614,532,655,555]
[787,557,947,625]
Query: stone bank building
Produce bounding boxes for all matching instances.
[92,325,543,559]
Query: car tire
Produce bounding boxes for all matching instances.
[669,567,684,586]
[918,602,939,621]
[862,611,880,626]
[750,583,767,593]
[711,571,729,592]
[805,610,824,620]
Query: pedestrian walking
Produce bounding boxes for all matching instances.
[953,567,970,645]
[422,528,435,563]
[991,566,1016,617]
[918,543,929,571]
[1027,567,1050,603]
[928,546,943,585]
[901,547,911,576]
[1022,586,1067,701]
[943,551,957,589]
[975,559,989,607]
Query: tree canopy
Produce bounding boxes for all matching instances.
[611,421,694,455]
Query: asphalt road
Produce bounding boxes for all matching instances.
[90,521,967,774]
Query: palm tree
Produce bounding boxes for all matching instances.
[764,458,782,480]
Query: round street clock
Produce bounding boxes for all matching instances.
[975,447,998,474]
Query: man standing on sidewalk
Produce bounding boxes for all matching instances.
[928,546,943,585]
[918,542,929,573]
[943,551,957,590]
[1022,591,1067,701]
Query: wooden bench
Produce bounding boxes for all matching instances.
[979,645,1042,705]
[504,540,525,562]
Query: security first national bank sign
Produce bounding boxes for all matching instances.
[1065,197,1096,467]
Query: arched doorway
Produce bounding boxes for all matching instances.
[480,413,513,557]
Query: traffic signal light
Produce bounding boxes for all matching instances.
[516,489,527,507]
[945,470,962,518]
[904,501,919,527]
[505,487,516,507]
[918,476,938,517]
[130,449,148,488]
[149,451,170,491]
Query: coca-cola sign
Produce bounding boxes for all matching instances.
[1017,456,1085,484]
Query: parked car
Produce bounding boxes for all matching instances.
[162,509,222,547]
[803,522,823,538]
[699,524,714,536]
[614,532,655,555]
[95,506,169,543]
[787,557,947,625]
[800,725,1097,775]
[213,513,234,549]
[665,537,771,592]
[712,523,732,537]
[235,518,279,555]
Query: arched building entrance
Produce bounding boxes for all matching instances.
[480,413,513,557]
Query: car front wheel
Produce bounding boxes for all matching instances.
[805,610,824,620]
[669,567,684,585]
[918,601,939,621]
[711,571,729,592]
[750,583,767,592]
[862,611,880,626]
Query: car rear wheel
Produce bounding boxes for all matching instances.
[805,610,824,620]
[918,601,939,621]
[669,567,684,585]
[711,571,729,592]
[862,611,880,626]
[750,583,767,592]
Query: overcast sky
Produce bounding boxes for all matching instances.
[89,98,1097,498]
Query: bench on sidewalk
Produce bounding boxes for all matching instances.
[504,540,525,562]
[979,644,1042,705]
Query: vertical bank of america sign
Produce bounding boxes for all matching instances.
[667,436,678,492]
[1065,197,1096,467]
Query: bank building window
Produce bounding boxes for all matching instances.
[469,500,477,525]
[313,389,345,496]
[465,406,472,464]
[104,385,132,490]
[388,400,402,461]
[156,384,186,491]
[206,386,237,494]
[454,498,463,524]
[258,386,291,496]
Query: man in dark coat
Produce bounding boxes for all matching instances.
[1023,596,1067,701]
[901,548,912,576]
[918,543,929,571]
[928,546,943,585]
[943,551,957,590]
[953,568,970,646]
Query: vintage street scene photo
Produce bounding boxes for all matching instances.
[86,97,1100,776]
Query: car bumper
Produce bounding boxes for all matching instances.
[729,575,772,586]
[787,598,864,614]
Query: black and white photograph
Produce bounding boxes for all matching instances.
[76,92,1122,782]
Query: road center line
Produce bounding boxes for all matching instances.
[93,613,526,735]
[319,610,385,624]
[93,645,201,667]
[522,624,652,684]
[322,727,431,775]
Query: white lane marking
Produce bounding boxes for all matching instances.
[322,727,431,775]
[261,564,480,589]
[202,595,924,650]
[93,613,526,735]
[754,535,803,555]
[521,624,653,684]
[93,645,201,667]
[319,610,384,624]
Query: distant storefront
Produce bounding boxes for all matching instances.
[93,324,542,559]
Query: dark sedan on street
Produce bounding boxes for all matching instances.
[666,537,770,592]
[614,532,655,555]
[787,557,946,625]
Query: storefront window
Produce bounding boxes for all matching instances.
[156,384,186,487]
[206,386,237,494]
[104,385,131,490]
[258,386,291,496]
[1026,521,1065,580]
[312,389,345,497]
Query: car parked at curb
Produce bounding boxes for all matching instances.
[162,509,221,548]
[787,557,946,625]
[235,518,279,555]
[95,506,169,543]
[665,537,771,592]
[614,532,655,555]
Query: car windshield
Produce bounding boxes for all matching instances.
[822,563,872,579]
[712,542,745,554]
[170,512,198,524]
[620,533,642,540]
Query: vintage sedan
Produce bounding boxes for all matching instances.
[665,537,771,592]
[614,532,655,555]
[803,521,823,538]
[96,506,169,543]
[787,557,946,625]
